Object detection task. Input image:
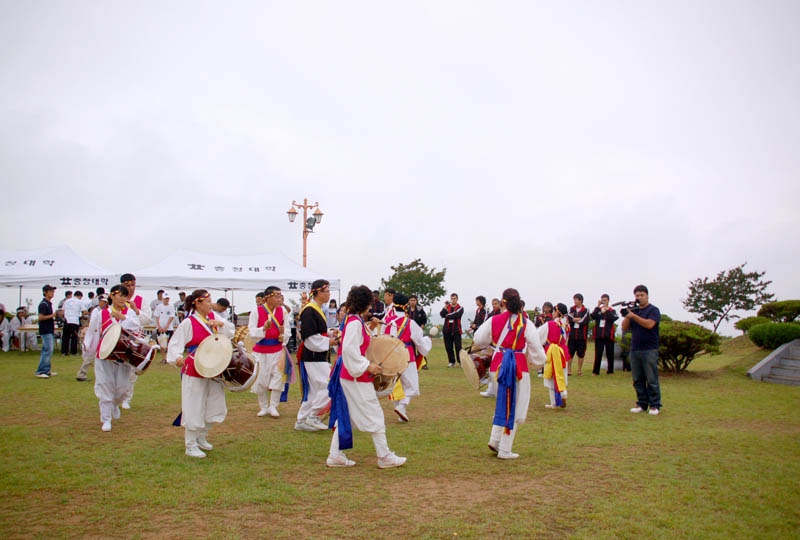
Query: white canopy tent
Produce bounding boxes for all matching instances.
[0,245,117,304]
[131,249,340,293]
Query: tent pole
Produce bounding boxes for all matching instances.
[18,286,22,307]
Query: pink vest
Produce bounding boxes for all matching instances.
[131,295,143,310]
[385,316,415,363]
[488,311,529,376]
[340,315,373,383]
[253,304,284,353]
[183,312,216,378]
[95,306,128,359]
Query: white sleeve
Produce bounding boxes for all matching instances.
[248,310,265,339]
[305,333,330,353]
[218,317,235,339]
[166,319,193,365]
[342,320,370,378]
[282,307,291,343]
[84,310,101,350]
[526,322,547,369]
[136,304,153,326]
[410,320,432,356]
[537,323,549,344]
[10,318,20,333]
[473,318,493,348]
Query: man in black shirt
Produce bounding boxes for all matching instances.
[35,285,58,378]
[469,296,487,333]
[407,295,427,328]
[621,285,662,415]
[440,293,464,367]
[591,294,619,375]
[369,290,385,322]
[296,279,339,432]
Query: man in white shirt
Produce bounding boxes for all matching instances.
[212,298,230,321]
[0,306,10,352]
[62,293,83,356]
[154,293,176,339]
[150,290,165,313]
[10,307,38,351]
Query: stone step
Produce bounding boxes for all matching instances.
[770,366,800,378]
[763,375,800,386]
[779,359,800,368]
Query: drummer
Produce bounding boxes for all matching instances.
[326,285,406,469]
[472,288,546,459]
[382,292,431,423]
[248,286,291,418]
[166,289,235,458]
[87,286,133,431]
[118,273,152,410]
[295,279,339,432]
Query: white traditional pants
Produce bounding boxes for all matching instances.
[94,359,132,423]
[1,333,9,352]
[488,373,531,454]
[181,375,227,449]
[251,350,285,410]
[296,361,331,422]
[396,360,420,408]
[329,379,390,459]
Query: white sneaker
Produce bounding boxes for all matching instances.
[394,406,409,423]
[121,401,131,410]
[545,404,557,409]
[197,438,213,451]
[498,451,519,460]
[294,420,316,432]
[377,452,407,469]
[630,407,644,413]
[257,408,269,417]
[185,446,206,458]
[326,453,356,467]
[268,406,280,418]
[447,363,455,368]
[479,391,496,398]
[36,373,49,378]
[306,417,329,431]
[101,421,112,432]
[113,406,121,419]
[648,408,660,416]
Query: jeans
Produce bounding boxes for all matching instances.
[630,348,661,409]
[37,334,55,375]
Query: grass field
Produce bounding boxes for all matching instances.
[1,337,798,539]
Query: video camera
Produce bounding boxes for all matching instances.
[612,300,640,317]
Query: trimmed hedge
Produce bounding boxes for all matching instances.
[734,316,772,334]
[658,321,720,372]
[748,322,800,349]
[757,300,800,323]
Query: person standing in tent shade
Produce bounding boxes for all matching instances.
[249,286,291,418]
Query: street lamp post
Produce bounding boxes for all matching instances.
[286,198,324,268]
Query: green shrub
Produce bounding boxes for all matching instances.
[658,321,720,372]
[734,316,771,334]
[757,300,800,323]
[748,322,800,349]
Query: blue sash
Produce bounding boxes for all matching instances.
[493,347,522,433]
[280,348,292,403]
[327,356,353,450]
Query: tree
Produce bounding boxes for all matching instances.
[380,259,446,307]
[682,262,774,334]
[658,321,721,372]
[757,300,800,323]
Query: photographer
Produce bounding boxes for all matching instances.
[620,285,661,416]
[591,294,618,375]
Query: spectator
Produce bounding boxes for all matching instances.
[62,292,83,355]
[488,298,502,318]
[10,307,38,351]
[35,285,57,377]
[90,287,105,310]
[622,285,662,415]
[150,290,165,312]
[440,293,464,367]
[213,298,230,321]
[407,295,427,327]
[154,293,177,340]
[175,292,188,322]
[535,302,554,328]
[470,296,487,333]
[326,299,339,328]
[369,290,385,321]
[86,291,95,310]
[567,293,590,376]
[0,307,9,352]
[591,294,619,375]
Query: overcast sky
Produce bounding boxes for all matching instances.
[1,1,798,334]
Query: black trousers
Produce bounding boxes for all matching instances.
[443,332,462,365]
[593,338,615,374]
[62,323,79,355]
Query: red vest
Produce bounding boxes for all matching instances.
[131,295,143,310]
[488,311,529,376]
[444,304,462,334]
[95,306,128,359]
[253,304,284,353]
[183,312,216,378]
[385,315,415,363]
[340,315,373,383]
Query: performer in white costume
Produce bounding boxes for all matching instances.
[248,286,291,417]
[118,273,152,409]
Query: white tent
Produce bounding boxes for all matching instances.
[0,245,117,290]
[131,249,340,292]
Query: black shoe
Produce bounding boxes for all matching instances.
[76,377,87,381]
